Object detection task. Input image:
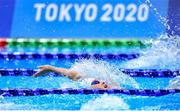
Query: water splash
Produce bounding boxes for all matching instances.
[71,59,139,89]
[143,0,169,28]
[134,0,180,89]
[141,0,178,36]
[167,76,180,89]
[123,34,180,69]
[80,94,129,110]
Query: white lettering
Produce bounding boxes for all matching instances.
[84,4,97,22]
[34,3,149,22]
[59,4,72,22]
[45,3,58,22]
[125,4,137,22]
[138,4,149,22]
[74,4,86,22]
[101,4,113,22]
[34,3,46,21]
[114,4,125,22]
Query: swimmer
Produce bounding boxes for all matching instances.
[33,65,120,89]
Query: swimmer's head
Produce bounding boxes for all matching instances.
[91,80,111,89]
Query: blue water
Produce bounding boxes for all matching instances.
[0,39,180,110]
[0,76,180,110]
[0,77,170,89]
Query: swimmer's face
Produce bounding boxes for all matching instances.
[91,80,111,89]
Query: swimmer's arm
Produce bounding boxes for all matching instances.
[50,66,80,80]
[33,65,80,80]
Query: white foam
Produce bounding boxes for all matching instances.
[124,34,180,69]
[71,59,139,89]
[80,94,129,110]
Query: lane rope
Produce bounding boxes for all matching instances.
[0,88,179,97]
[0,53,139,60]
[0,38,148,47]
[0,69,179,77]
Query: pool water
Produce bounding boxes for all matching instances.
[0,75,180,110]
[0,40,180,110]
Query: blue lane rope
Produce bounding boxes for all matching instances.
[0,69,179,77]
[0,88,179,97]
[0,53,139,60]
[120,69,180,78]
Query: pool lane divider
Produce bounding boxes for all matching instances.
[0,39,7,47]
[0,53,140,60]
[0,38,149,47]
[0,88,179,97]
[0,69,179,78]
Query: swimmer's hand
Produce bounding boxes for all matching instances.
[32,65,54,77]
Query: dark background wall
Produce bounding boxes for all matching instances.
[0,0,15,37]
[167,0,180,36]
